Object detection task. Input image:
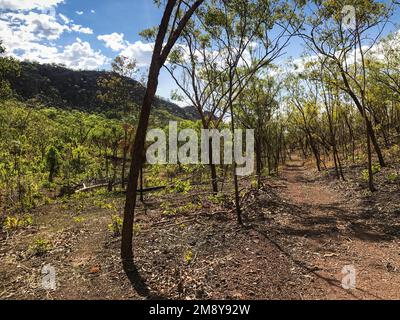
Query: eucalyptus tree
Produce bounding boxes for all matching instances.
[304,58,346,179]
[286,75,323,171]
[299,0,396,190]
[121,0,206,263]
[0,41,20,100]
[97,55,138,189]
[367,32,400,138]
[198,0,303,223]
[236,72,282,188]
[166,24,230,194]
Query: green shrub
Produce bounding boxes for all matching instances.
[108,215,123,236]
[184,249,194,264]
[3,215,33,231]
[207,193,226,205]
[133,223,142,235]
[29,238,51,256]
[387,172,399,182]
[361,164,381,182]
[73,216,85,224]
[170,179,191,194]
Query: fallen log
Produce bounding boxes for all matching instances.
[75,183,166,194]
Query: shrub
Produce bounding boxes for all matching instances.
[361,164,381,182]
[108,215,123,236]
[184,249,194,264]
[29,238,51,256]
[171,179,191,194]
[387,172,399,182]
[3,215,33,231]
[133,223,142,235]
[73,216,85,224]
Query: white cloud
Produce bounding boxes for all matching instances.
[4,11,68,40]
[71,24,93,34]
[59,13,70,24]
[75,11,83,15]
[0,0,64,11]
[97,33,155,67]
[58,37,108,69]
[120,41,154,67]
[4,36,108,70]
[98,32,127,51]
[0,8,106,70]
[90,9,95,14]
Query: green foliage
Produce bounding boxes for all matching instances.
[108,215,123,237]
[387,172,399,182]
[161,201,201,216]
[206,193,226,206]
[133,223,142,235]
[372,164,381,174]
[45,146,60,182]
[0,41,20,100]
[29,238,52,256]
[184,249,194,264]
[3,215,33,231]
[170,179,192,194]
[73,216,86,224]
[361,164,381,182]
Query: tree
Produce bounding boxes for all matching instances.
[236,72,282,187]
[121,0,206,264]
[199,0,303,223]
[46,146,60,183]
[0,41,20,100]
[299,0,395,190]
[98,55,138,189]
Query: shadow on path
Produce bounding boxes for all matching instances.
[123,259,166,300]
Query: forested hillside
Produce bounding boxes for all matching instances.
[9,61,200,120]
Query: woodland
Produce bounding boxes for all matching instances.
[0,0,400,300]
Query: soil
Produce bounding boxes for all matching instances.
[1,157,399,300]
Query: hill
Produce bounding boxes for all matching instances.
[8,61,200,121]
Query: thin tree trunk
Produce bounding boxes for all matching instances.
[121,0,205,262]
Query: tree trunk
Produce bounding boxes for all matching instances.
[121,0,205,263]
[121,128,128,189]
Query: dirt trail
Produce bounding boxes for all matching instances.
[272,158,400,300]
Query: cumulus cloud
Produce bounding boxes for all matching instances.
[97,32,155,67]
[4,11,68,40]
[71,24,93,34]
[58,38,108,69]
[4,36,107,70]
[120,41,154,67]
[97,32,127,51]
[0,0,64,11]
[0,6,106,70]
[75,11,83,15]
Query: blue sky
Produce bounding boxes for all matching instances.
[0,0,399,106]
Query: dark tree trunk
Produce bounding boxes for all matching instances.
[121,0,205,262]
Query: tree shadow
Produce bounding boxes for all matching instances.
[246,183,399,242]
[249,225,385,300]
[122,259,166,300]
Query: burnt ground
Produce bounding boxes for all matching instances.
[0,158,399,300]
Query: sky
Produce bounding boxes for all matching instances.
[0,0,399,106]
